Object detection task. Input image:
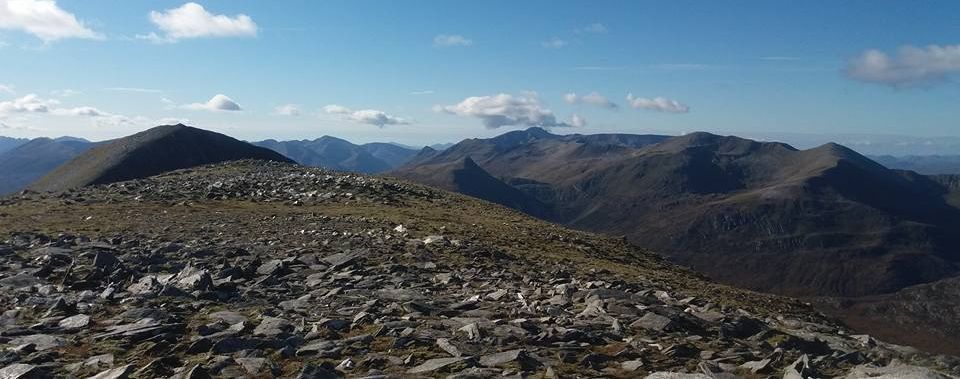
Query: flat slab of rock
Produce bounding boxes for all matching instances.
[479,349,525,367]
[844,362,955,379]
[58,314,91,330]
[407,357,473,374]
[645,373,712,379]
[87,364,135,379]
[252,316,293,338]
[9,334,66,351]
[0,363,47,379]
[631,312,675,332]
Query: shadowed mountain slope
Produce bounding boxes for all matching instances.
[0,136,29,154]
[395,128,960,297]
[395,156,550,217]
[0,137,94,195]
[360,142,419,167]
[393,128,960,354]
[30,124,292,192]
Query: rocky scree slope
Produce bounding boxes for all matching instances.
[0,160,956,378]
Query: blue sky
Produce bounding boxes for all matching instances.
[1,0,959,147]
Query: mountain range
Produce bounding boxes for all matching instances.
[0,131,424,195]
[251,136,417,174]
[3,124,960,354]
[871,154,960,175]
[392,127,960,354]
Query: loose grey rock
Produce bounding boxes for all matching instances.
[407,357,473,374]
[8,335,65,351]
[478,349,525,367]
[86,364,135,379]
[0,364,46,379]
[844,361,955,379]
[437,338,462,357]
[631,312,675,332]
[644,373,712,379]
[253,316,293,338]
[58,314,91,330]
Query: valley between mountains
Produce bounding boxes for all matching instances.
[0,124,958,378]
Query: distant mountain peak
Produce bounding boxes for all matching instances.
[30,125,292,192]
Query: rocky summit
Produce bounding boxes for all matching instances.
[0,160,957,378]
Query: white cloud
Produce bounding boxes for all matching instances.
[104,87,162,93]
[185,94,242,112]
[626,94,689,113]
[0,0,102,42]
[575,23,607,34]
[410,90,435,95]
[541,37,566,49]
[274,104,300,116]
[52,106,105,117]
[322,104,351,114]
[571,114,586,128]
[0,94,57,115]
[140,2,257,43]
[0,84,13,94]
[846,44,960,88]
[323,104,409,127]
[435,93,577,129]
[564,91,618,109]
[0,93,135,127]
[433,34,472,47]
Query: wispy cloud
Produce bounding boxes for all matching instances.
[575,23,608,34]
[410,90,435,95]
[323,105,410,127]
[626,94,689,113]
[274,104,300,116]
[0,84,14,94]
[104,87,162,93]
[650,63,713,71]
[571,114,587,128]
[0,0,102,42]
[0,93,135,126]
[184,94,242,112]
[541,37,567,49]
[846,44,960,88]
[564,91,618,109]
[433,34,472,47]
[435,93,577,129]
[138,2,257,43]
[51,88,81,97]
